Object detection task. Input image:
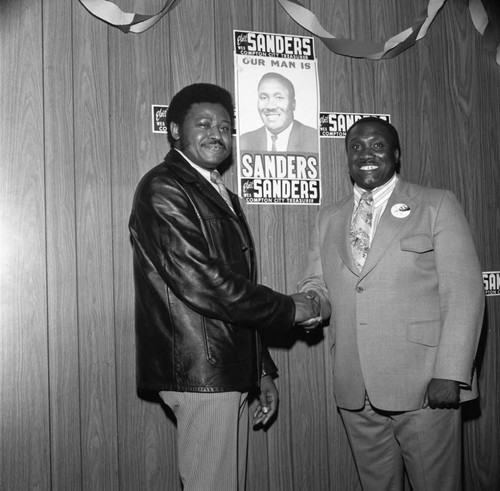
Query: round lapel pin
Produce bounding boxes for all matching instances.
[391,203,411,218]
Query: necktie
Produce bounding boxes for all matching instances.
[350,191,373,272]
[210,170,235,213]
[271,134,277,151]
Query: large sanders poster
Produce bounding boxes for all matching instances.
[234,30,321,205]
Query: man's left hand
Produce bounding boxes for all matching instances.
[253,375,279,427]
[425,378,460,409]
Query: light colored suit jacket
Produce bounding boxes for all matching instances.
[300,179,484,411]
[239,120,318,153]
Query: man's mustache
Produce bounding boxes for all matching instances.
[208,137,226,148]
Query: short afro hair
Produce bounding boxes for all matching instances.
[345,116,401,156]
[166,83,234,148]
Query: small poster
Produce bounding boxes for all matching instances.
[483,271,500,296]
[320,112,391,138]
[234,30,321,205]
[152,105,168,133]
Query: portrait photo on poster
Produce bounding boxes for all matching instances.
[236,67,319,154]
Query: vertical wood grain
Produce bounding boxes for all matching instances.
[349,0,376,114]
[43,1,82,489]
[72,2,119,488]
[0,1,50,490]
[169,0,217,89]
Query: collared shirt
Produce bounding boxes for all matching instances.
[265,122,293,151]
[174,148,220,194]
[353,173,398,244]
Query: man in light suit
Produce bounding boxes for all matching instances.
[239,72,318,154]
[298,117,484,490]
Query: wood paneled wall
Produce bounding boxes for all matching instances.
[1,0,499,489]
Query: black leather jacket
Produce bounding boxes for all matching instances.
[129,150,295,393]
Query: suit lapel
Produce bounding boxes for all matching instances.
[360,180,418,278]
[288,121,301,152]
[329,196,359,275]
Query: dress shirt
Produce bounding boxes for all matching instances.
[175,149,220,194]
[265,122,293,151]
[353,174,398,244]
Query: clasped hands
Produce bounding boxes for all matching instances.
[291,291,322,331]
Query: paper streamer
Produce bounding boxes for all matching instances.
[275,0,446,59]
[79,0,181,33]
[469,0,500,65]
[77,0,499,65]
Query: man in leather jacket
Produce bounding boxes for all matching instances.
[129,83,318,491]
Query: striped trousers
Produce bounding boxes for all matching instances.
[160,391,249,491]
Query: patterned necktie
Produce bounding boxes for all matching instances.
[210,170,235,213]
[350,191,373,272]
[271,134,277,151]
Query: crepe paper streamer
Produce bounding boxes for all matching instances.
[79,0,181,33]
[78,0,499,65]
[276,0,446,60]
[468,0,500,65]
[77,0,445,52]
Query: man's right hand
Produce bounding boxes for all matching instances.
[290,292,321,328]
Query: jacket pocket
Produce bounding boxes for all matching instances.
[203,318,252,366]
[407,319,440,347]
[400,234,433,253]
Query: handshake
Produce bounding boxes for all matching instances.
[290,291,323,331]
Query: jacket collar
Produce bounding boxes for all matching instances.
[163,149,205,184]
[163,149,240,218]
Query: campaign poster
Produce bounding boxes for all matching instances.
[152,104,168,133]
[483,271,500,296]
[320,112,391,138]
[234,30,321,205]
